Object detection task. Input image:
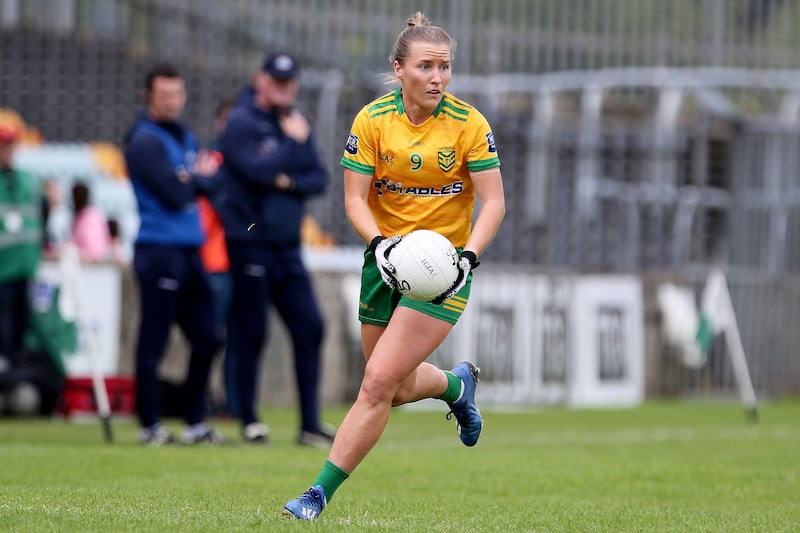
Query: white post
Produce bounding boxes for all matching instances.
[61,244,114,442]
[709,268,759,421]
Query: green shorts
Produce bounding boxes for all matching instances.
[358,249,472,326]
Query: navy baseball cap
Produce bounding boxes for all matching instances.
[262,52,300,80]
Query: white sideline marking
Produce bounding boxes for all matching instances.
[378,424,800,450]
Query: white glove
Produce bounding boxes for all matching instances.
[432,251,480,305]
[369,235,402,289]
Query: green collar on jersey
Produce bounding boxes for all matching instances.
[394,87,444,119]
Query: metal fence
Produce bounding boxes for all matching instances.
[6,0,800,73]
[2,0,800,398]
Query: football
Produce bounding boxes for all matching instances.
[388,229,460,302]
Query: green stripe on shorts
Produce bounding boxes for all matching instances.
[358,248,472,326]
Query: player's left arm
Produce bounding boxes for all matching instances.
[430,167,505,305]
[463,168,505,257]
[461,109,506,257]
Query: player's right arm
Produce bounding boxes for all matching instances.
[341,106,383,244]
[344,168,381,244]
[344,167,401,289]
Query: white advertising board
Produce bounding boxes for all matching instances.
[440,271,644,407]
[34,261,121,376]
[567,275,645,407]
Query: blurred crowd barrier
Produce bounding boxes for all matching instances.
[37,254,794,409]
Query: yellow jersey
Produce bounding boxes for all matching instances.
[340,88,500,247]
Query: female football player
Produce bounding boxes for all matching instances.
[283,11,506,520]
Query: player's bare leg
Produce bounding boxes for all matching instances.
[284,308,477,520]
[329,307,452,472]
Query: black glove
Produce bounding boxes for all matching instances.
[431,250,480,305]
[369,235,402,290]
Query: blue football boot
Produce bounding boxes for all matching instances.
[283,485,327,521]
[446,361,483,447]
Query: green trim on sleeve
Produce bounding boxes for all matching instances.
[467,158,501,172]
[340,157,375,175]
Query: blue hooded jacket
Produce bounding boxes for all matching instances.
[124,112,216,246]
[216,88,328,245]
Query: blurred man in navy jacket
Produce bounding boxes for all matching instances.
[124,63,224,445]
[217,52,333,446]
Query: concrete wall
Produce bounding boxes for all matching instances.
[115,264,720,409]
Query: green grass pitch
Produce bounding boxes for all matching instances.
[1,399,798,532]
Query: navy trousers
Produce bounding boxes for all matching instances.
[226,241,325,431]
[0,278,30,359]
[133,244,222,428]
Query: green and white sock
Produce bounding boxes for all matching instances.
[440,370,464,405]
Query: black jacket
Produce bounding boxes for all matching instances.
[216,88,328,245]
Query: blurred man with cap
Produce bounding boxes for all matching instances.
[216,52,334,446]
[0,125,42,360]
